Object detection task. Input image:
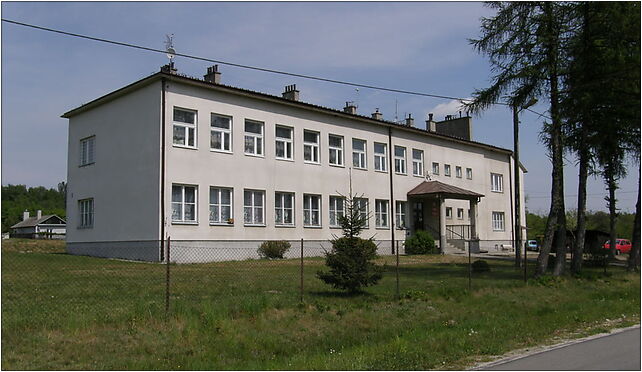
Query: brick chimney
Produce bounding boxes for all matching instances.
[282,84,299,101]
[37,210,42,220]
[160,62,177,74]
[343,102,357,115]
[405,113,414,127]
[23,210,29,221]
[371,108,383,120]
[204,65,221,84]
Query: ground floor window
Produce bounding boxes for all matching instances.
[172,185,197,223]
[354,198,369,227]
[492,211,505,231]
[304,194,321,226]
[275,192,294,226]
[396,201,407,229]
[244,190,265,225]
[329,196,345,227]
[78,198,94,228]
[375,199,389,228]
[210,187,233,224]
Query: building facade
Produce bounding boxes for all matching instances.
[64,66,526,262]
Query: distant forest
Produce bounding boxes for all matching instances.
[2,183,66,232]
[526,210,636,242]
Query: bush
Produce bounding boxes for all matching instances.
[404,230,437,255]
[317,237,383,292]
[257,240,291,259]
[471,260,490,272]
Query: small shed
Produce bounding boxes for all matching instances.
[10,210,66,239]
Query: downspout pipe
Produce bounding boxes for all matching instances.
[388,126,395,254]
[508,153,515,258]
[160,77,167,261]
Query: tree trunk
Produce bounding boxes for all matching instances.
[627,164,640,271]
[606,164,618,261]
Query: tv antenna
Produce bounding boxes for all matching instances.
[165,34,176,65]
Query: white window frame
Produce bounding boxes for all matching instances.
[329,196,345,227]
[444,164,452,177]
[394,146,407,175]
[78,198,94,228]
[352,139,367,169]
[210,113,232,153]
[492,211,505,231]
[457,208,464,220]
[432,162,440,175]
[446,207,453,219]
[79,136,95,166]
[455,166,462,178]
[209,187,233,225]
[303,194,321,227]
[275,125,294,161]
[244,119,264,157]
[275,192,295,226]
[412,149,424,177]
[491,173,504,193]
[466,167,473,180]
[173,107,197,148]
[375,199,389,228]
[303,130,320,164]
[328,134,344,167]
[172,184,198,223]
[395,201,407,229]
[243,189,265,226]
[355,197,369,227]
[374,142,387,172]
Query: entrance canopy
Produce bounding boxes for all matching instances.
[407,180,484,201]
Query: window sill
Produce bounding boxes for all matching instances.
[303,225,322,229]
[375,227,390,230]
[353,166,367,171]
[444,175,452,177]
[172,144,198,150]
[210,149,233,155]
[491,190,504,193]
[77,226,93,229]
[79,162,95,168]
[304,161,321,165]
[172,221,198,225]
[244,223,266,227]
[210,223,234,226]
[329,163,345,168]
[275,224,296,228]
[412,174,424,178]
[275,157,294,163]
[329,225,342,229]
[244,153,265,158]
[374,169,388,174]
[395,172,407,176]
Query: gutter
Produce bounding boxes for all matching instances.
[388,126,395,254]
[160,78,166,261]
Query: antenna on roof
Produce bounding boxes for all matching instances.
[354,88,360,108]
[394,99,398,122]
[165,34,176,65]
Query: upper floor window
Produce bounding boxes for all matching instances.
[172,184,197,223]
[80,136,95,166]
[275,126,293,160]
[328,134,344,166]
[375,199,389,228]
[303,194,321,226]
[352,139,367,169]
[244,189,265,225]
[457,208,464,220]
[455,166,462,178]
[492,211,505,231]
[209,187,233,224]
[374,142,387,172]
[78,198,94,228]
[396,201,407,229]
[329,196,345,227]
[444,164,452,177]
[354,197,369,227]
[432,162,440,175]
[173,108,197,148]
[491,173,504,192]
[466,167,473,180]
[210,114,232,152]
[275,192,294,226]
[394,146,406,175]
[303,130,320,163]
[412,149,424,177]
[446,207,453,219]
[244,120,264,156]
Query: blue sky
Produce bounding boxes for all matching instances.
[1,2,638,213]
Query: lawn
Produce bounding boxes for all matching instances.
[2,238,640,370]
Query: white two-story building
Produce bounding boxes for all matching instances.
[63,64,526,262]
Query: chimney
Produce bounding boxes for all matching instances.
[204,65,221,84]
[282,84,299,101]
[37,210,42,220]
[405,113,414,127]
[160,62,177,74]
[343,101,357,115]
[371,108,383,120]
[23,210,29,221]
[426,113,436,132]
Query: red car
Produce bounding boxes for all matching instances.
[603,239,632,254]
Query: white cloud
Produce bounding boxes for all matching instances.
[426,98,472,121]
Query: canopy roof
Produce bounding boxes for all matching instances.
[407,180,484,200]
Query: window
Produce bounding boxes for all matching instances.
[354,198,369,227]
[352,139,367,169]
[394,146,406,174]
[172,185,197,223]
[210,114,232,152]
[412,149,423,177]
[79,136,95,166]
[329,196,345,227]
[492,211,505,231]
[328,134,344,166]
[374,142,387,172]
[78,198,94,228]
[491,173,504,192]
[303,194,321,226]
[375,199,389,228]
[444,164,451,177]
[456,166,462,178]
[243,190,265,225]
[466,167,473,180]
[457,208,464,220]
[209,187,233,224]
[244,120,264,156]
[446,207,453,219]
[275,126,293,160]
[396,201,407,229]
[432,162,440,175]
[303,130,320,163]
[173,108,197,148]
[275,192,294,226]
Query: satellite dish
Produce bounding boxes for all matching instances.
[165,34,175,62]
[166,47,176,60]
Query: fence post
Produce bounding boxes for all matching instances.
[300,238,304,303]
[396,240,400,300]
[523,241,527,282]
[165,236,171,316]
[468,241,472,291]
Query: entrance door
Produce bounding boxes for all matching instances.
[412,201,424,232]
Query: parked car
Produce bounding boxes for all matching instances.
[602,239,632,255]
[527,240,539,251]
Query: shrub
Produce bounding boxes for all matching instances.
[257,240,291,259]
[317,236,383,292]
[471,260,490,272]
[404,230,437,255]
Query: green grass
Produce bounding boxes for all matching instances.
[2,239,639,370]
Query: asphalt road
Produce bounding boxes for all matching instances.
[484,327,641,370]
